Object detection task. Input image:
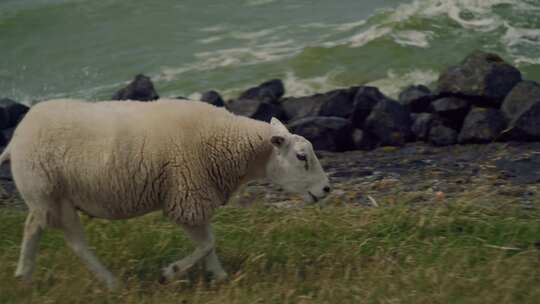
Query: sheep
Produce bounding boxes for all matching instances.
[2,98,331,289]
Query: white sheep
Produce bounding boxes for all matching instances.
[1,98,331,289]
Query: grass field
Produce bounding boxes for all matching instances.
[0,199,539,303]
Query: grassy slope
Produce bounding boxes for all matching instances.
[0,200,539,304]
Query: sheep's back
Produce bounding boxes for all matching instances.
[10,99,269,220]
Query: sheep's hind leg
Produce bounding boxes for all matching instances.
[59,202,117,290]
[14,210,46,283]
[204,248,228,281]
[160,223,226,283]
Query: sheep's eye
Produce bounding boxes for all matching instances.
[296,153,307,161]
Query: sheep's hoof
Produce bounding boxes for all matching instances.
[105,278,119,291]
[160,263,190,284]
[14,273,33,287]
[212,271,228,283]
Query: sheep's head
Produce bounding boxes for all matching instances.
[266,117,331,203]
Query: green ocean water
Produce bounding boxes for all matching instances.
[1,0,539,105]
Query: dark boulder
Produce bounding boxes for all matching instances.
[398,85,434,113]
[351,86,392,128]
[2,127,14,144]
[238,79,285,104]
[288,117,354,152]
[430,97,470,130]
[112,74,159,101]
[429,122,458,146]
[282,86,390,127]
[0,98,29,129]
[501,80,540,121]
[0,130,7,146]
[352,129,378,151]
[318,87,359,118]
[364,99,412,146]
[200,90,225,107]
[282,87,357,122]
[437,51,522,107]
[506,101,540,141]
[226,98,286,122]
[458,108,506,143]
[411,113,434,141]
[282,95,326,122]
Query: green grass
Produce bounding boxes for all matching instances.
[0,200,539,304]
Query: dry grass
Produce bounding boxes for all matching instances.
[0,198,539,303]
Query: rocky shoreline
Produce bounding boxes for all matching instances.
[103,50,540,153]
[1,50,539,209]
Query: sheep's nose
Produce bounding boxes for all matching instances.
[323,186,331,194]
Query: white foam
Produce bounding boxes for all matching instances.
[157,40,300,82]
[513,56,540,66]
[502,23,540,47]
[230,27,283,40]
[367,69,439,99]
[245,0,276,7]
[335,20,367,32]
[187,92,202,101]
[199,24,228,33]
[282,70,343,97]
[197,35,224,44]
[392,30,433,48]
[348,26,392,47]
[328,0,538,50]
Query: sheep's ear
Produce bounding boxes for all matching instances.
[270,135,286,148]
[270,117,289,134]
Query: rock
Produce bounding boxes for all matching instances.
[352,129,378,151]
[238,79,284,104]
[501,80,540,121]
[226,98,286,122]
[200,90,225,107]
[430,97,470,130]
[458,108,506,143]
[282,88,357,122]
[288,117,354,152]
[507,101,540,141]
[364,99,412,146]
[437,51,522,106]
[429,122,458,146]
[411,113,434,141]
[112,74,159,101]
[351,86,392,128]
[282,95,326,122]
[282,86,390,127]
[398,85,434,113]
[2,127,14,144]
[0,131,7,146]
[318,87,359,118]
[0,98,29,129]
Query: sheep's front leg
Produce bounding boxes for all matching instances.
[160,223,226,283]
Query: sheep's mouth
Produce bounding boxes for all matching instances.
[308,191,319,203]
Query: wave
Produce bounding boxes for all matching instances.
[367,69,439,98]
[282,71,344,98]
[7,0,539,104]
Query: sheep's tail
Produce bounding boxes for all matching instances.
[0,142,11,198]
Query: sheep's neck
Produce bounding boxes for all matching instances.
[240,139,274,184]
